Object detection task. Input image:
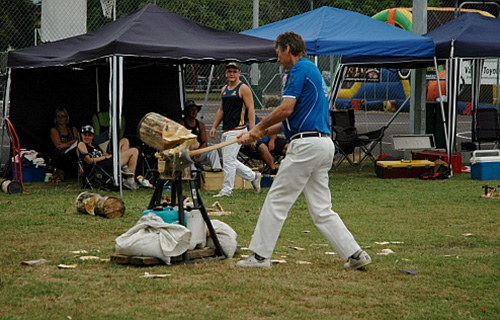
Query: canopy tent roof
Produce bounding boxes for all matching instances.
[242,6,435,67]
[7,4,277,69]
[424,13,500,59]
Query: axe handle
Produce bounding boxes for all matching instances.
[189,138,240,157]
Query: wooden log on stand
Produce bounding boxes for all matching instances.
[75,192,125,218]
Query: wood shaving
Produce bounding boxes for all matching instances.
[376,249,394,255]
[58,264,77,269]
[21,259,47,266]
[325,252,337,255]
[289,246,305,251]
[296,260,312,265]
[79,256,101,260]
[270,259,287,264]
[375,241,404,245]
[71,250,88,254]
[140,272,171,278]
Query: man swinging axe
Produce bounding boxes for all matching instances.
[236,31,372,269]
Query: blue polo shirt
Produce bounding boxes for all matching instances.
[281,57,330,140]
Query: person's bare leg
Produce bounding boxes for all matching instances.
[258,144,276,170]
[120,148,139,174]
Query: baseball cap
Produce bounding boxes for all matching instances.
[226,62,240,70]
[81,125,95,134]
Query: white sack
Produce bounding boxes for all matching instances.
[206,220,238,258]
[115,213,191,264]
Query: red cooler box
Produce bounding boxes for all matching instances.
[412,150,461,174]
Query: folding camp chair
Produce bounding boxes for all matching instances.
[77,148,117,191]
[473,108,500,149]
[238,136,287,174]
[331,109,362,170]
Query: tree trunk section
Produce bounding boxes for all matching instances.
[75,192,125,218]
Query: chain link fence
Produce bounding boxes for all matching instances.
[2,0,500,168]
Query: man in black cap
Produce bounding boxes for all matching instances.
[180,100,222,172]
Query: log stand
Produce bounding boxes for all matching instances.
[147,170,226,264]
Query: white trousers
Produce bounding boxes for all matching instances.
[220,128,256,194]
[198,150,222,170]
[248,136,361,260]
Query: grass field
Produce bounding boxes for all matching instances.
[1,166,499,319]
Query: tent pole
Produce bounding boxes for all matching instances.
[0,68,12,167]
[434,57,449,150]
[329,64,346,110]
[179,64,185,114]
[471,59,484,145]
[96,68,100,112]
[202,65,215,119]
[118,56,124,196]
[111,55,122,193]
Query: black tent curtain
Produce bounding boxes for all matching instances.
[7,61,182,160]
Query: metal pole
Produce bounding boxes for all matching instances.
[250,0,259,86]
[409,0,427,134]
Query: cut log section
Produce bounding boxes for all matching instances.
[75,192,125,218]
[137,112,197,151]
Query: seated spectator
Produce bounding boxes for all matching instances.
[180,100,222,172]
[246,115,288,175]
[49,107,79,178]
[78,125,139,190]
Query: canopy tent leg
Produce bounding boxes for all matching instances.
[329,64,347,110]
[434,57,449,150]
[446,57,461,177]
[471,59,484,143]
[201,64,215,119]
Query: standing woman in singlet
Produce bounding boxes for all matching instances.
[209,62,261,197]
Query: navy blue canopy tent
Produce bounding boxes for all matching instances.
[4,4,276,190]
[424,13,500,173]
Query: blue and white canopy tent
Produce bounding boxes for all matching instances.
[424,13,500,174]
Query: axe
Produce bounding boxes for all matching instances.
[172,138,240,170]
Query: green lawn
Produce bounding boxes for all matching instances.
[1,167,499,319]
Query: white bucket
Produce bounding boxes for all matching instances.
[186,209,207,250]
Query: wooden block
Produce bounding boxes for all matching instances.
[130,256,164,266]
[110,254,131,264]
[171,247,216,262]
[201,171,253,190]
[111,248,217,266]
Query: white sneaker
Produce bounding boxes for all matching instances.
[213,191,231,198]
[121,166,134,177]
[344,250,371,270]
[236,253,272,268]
[251,172,262,193]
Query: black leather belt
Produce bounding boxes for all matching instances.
[289,131,330,142]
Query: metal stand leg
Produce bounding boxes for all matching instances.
[146,171,226,263]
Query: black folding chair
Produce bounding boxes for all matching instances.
[474,108,500,149]
[331,109,361,170]
[238,136,287,174]
[77,148,117,191]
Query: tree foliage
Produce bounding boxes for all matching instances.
[0,0,38,51]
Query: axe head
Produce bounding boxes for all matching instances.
[170,149,194,171]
